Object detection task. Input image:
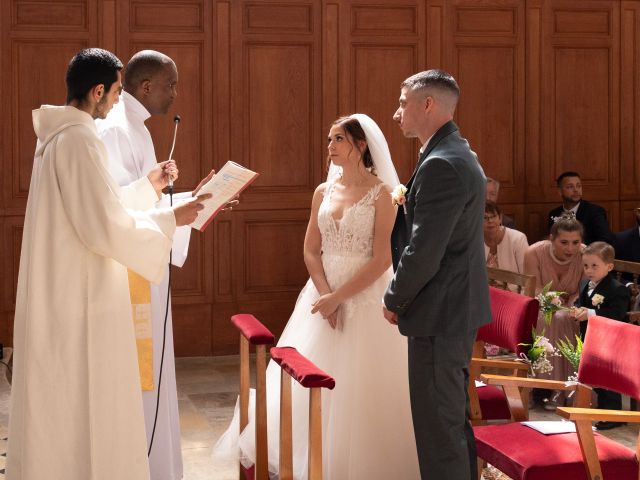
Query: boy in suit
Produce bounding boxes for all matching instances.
[569,241,630,430]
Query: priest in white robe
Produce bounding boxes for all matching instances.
[7,48,207,480]
[97,50,198,480]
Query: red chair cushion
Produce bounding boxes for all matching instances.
[478,287,539,355]
[477,385,511,420]
[475,422,638,480]
[579,316,640,400]
[270,347,335,390]
[231,314,275,345]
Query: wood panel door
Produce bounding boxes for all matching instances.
[2,0,640,354]
[427,0,526,207]
[526,0,621,237]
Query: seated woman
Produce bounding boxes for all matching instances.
[524,215,585,409]
[484,202,528,275]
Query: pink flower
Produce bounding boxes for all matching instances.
[392,184,407,206]
[538,337,554,354]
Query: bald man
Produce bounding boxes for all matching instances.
[97,50,208,480]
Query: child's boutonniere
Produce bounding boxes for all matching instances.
[591,294,605,308]
[392,184,408,214]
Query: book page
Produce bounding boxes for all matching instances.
[191,161,258,231]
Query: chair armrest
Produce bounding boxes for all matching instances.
[557,407,640,423]
[480,374,583,391]
[471,357,530,371]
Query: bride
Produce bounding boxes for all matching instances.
[214,114,420,479]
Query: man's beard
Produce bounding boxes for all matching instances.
[93,95,110,119]
[562,194,580,205]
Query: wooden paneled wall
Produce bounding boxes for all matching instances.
[1,0,639,355]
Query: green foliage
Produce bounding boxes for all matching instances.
[556,335,583,371]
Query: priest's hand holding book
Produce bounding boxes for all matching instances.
[173,194,211,226]
[193,169,239,213]
[189,161,258,231]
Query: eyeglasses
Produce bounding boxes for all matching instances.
[484,214,499,221]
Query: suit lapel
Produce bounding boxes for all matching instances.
[588,275,612,305]
[404,121,459,191]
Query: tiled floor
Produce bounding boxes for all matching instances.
[0,356,637,479]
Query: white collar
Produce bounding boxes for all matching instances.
[564,202,580,215]
[122,90,151,123]
[419,134,434,155]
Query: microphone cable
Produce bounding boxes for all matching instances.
[148,118,179,457]
[148,183,172,457]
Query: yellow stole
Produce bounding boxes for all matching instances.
[128,270,154,391]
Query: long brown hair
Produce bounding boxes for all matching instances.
[326,116,376,174]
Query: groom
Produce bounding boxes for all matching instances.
[383,70,491,479]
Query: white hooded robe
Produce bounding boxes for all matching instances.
[7,105,176,480]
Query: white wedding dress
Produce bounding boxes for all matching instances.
[215,180,420,479]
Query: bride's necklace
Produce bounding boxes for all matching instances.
[337,173,368,187]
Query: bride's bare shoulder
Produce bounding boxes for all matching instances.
[315,181,330,195]
[370,178,392,194]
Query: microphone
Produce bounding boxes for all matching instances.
[167,115,181,190]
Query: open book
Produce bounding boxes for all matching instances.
[190,161,259,231]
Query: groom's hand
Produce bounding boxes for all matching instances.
[382,304,398,325]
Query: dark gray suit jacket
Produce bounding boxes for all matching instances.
[384,121,492,337]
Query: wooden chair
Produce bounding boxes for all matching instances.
[613,260,640,410]
[230,314,275,480]
[487,266,536,298]
[270,346,335,480]
[469,287,539,425]
[474,316,640,480]
[613,259,640,326]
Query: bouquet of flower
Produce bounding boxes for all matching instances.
[518,329,556,376]
[537,281,569,325]
[556,335,583,373]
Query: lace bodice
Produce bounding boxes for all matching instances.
[317,181,384,258]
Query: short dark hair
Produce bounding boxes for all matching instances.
[66,48,123,103]
[401,69,460,100]
[485,201,502,217]
[556,171,581,187]
[550,214,584,239]
[123,50,174,90]
[583,241,615,264]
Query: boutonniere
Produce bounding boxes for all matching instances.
[592,294,605,308]
[392,184,408,214]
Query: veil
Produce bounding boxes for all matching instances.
[327,113,399,188]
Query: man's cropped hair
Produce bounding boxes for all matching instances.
[556,171,581,187]
[66,48,123,104]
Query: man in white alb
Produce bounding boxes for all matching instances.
[7,48,208,480]
[97,50,217,480]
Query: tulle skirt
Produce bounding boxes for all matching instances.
[214,253,420,479]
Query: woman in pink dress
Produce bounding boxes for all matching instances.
[524,215,585,409]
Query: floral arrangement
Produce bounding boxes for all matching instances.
[556,335,583,374]
[391,184,407,206]
[518,329,556,376]
[591,294,605,308]
[537,281,569,325]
